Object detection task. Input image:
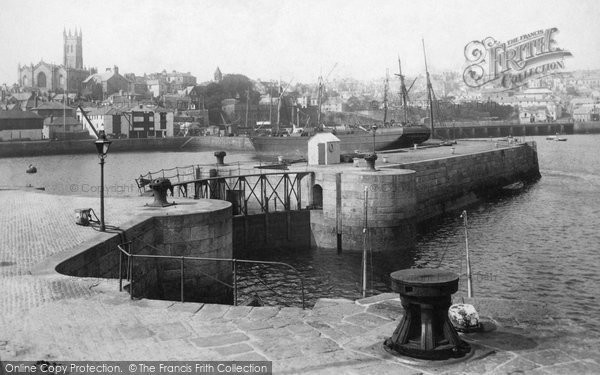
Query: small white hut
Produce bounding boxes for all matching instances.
[308,132,341,165]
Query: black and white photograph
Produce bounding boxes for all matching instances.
[1,0,599,373]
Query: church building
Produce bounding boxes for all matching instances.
[17,29,94,95]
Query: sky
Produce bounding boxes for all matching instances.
[1,0,599,85]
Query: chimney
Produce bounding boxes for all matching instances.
[114,66,119,75]
[106,68,111,72]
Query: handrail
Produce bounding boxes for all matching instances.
[168,171,312,216]
[117,243,306,309]
[170,171,312,187]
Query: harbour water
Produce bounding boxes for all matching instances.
[2,134,599,334]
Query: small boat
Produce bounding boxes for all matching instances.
[254,163,289,170]
[502,181,525,191]
[26,164,37,174]
[546,135,567,141]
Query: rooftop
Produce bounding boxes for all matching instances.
[0,110,42,119]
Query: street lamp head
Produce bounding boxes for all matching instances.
[371,125,378,132]
[94,130,112,157]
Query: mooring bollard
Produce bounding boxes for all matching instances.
[214,151,226,165]
[383,268,471,360]
[147,177,175,207]
[364,153,378,171]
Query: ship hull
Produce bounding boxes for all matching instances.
[250,126,431,156]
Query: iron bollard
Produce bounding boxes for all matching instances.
[364,153,378,171]
[147,177,175,207]
[214,151,226,165]
[383,269,471,360]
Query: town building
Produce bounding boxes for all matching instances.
[42,116,88,140]
[17,29,93,95]
[147,79,168,98]
[82,66,131,101]
[512,88,562,123]
[165,71,197,92]
[77,104,174,138]
[321,97,344,112]
[145,70,197,95]
[573,104,600,122]
[4,92,38,111]
[77,106,124,137]
[0,110,43,141]
[214,67,222,82]
[32,102,75,119]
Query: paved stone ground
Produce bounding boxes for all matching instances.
[1,289,599,374]
[1,183,599,374]
[0,190,148,319]
[290,137,529,172]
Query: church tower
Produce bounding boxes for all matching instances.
[63,28,83,69]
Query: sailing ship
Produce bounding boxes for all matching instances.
[250,53,432,156]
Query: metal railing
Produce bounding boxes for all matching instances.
[171,171,312,215]
[117,242,306,308]
[135,164,259,195]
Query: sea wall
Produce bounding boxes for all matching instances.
[0,135,256,158]
[183,135,255,152]
[309,142,540,251]
[0,137,189,158]
[573,121,600,134]
[388,141,541,222]
[55,200,233,304]
[232,211,312,257]
[310,169,417,252]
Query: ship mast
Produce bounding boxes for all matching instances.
[422,39,435,138]
[395,56,409,125]
[383,69,389,125]
[316,63,337,132]
[317,76,323,131]
[276,80,282,133]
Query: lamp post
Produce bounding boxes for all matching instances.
[371,125,378,153]
[94,131,112,231]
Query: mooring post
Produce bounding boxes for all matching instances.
[118,250,123,292]
[129,255,134,300]
[462,210,474,298]
[180,256,185,303]
[362,186,368,298]
[233,259,238,306]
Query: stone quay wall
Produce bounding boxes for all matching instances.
[0,137,189,158]
[389,141,541,223]
[183,135,255,151]
[232,210,312,257]
[309,142,540,251]
[0,135,256,158]
[150,206,232,303]
[56,200,233,304]
[573,121,600,134]
[310,169,417,252]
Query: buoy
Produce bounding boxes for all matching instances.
[26,164,37,174]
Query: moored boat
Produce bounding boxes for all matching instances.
[251,53,433,157]
[250,126,429,156]
[547,135,567,141]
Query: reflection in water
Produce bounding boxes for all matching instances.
[237,245,418,307]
